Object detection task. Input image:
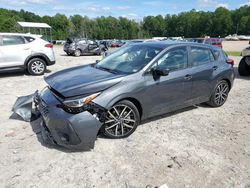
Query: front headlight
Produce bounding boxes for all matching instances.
[63,92,101,108]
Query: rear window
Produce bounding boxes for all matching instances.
[2,35,25,46]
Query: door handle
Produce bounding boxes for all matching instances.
[213,66,218,70]
[23,48,30,50]
[184,74,192,80]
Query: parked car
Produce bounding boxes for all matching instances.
[193,38,223,48]
[225,34,239,41]
[33,42,234,150]
[110,40,125,48]
[64,38,107,56]
[0,33,56,75]
[238,43,250,76]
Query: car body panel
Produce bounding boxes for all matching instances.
[242,47,250,57]
[142,68,193,117]
[44,65,125,98]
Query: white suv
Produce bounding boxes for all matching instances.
[0,33,56,75]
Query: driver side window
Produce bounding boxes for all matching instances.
[157,47,188,72]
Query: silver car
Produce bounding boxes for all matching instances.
[0,33,56,75]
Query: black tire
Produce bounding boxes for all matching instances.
[98,50,104,56]
[74,49,81,57]
[27,58,46,75]
[207,80,230,107]
[66,52,71,56]
[103,100,140,139]
[238,57,250,76]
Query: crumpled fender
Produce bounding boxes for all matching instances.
[11,91,40,122]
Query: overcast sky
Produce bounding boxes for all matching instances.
[0,0,249,19]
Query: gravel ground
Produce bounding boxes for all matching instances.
[0,42,250,188]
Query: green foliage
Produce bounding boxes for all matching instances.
[226,51,242,56]
[0,6,249,40]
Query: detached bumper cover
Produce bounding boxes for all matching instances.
[11,91,40,122]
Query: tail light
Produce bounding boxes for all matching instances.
[45,43,53,48]
[226,59,234,66]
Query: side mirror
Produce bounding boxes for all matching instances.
[153,68,170,76]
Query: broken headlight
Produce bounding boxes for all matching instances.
[63,92,101,108]
[61,92,101,114]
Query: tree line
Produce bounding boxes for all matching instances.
[0,6,249,40]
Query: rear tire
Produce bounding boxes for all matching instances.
[207,80,229,107]
[103,100,140,139]
[74,49,81,57]
[27,58,46,75]
[238,57,250,76]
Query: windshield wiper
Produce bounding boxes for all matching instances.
[95,66,118,74]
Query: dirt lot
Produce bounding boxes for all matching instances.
[0,41,250,188]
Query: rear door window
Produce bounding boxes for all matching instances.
[3,35,25,46]
[190,46,214,66]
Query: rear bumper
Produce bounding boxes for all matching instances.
[63,47,75,54]
[37,89,103,151]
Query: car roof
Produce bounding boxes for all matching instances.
[131,40,220,50]
[0,33,42,38]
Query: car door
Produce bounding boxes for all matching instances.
[88,40,99,52]
[189,46,216,102]
[143,46,193,117]
[0,35,31,68]
[77,39,88,53]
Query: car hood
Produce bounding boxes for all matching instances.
[44,65,124,98]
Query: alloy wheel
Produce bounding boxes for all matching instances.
[214,82,229,106]
[31,61,45,74]
[105,104,136,137]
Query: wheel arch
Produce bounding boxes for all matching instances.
[221,78,232,91]
[117,97,143,119]
[105,96,143,119]
[25,53,49,67]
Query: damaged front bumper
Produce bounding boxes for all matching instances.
[12,88,106,151]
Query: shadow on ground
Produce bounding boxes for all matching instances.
[0,69,51,78]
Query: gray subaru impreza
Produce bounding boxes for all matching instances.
[35,41,234,150]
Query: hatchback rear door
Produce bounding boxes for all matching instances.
[189,46,216,102]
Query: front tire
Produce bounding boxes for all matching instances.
[207,80,229,107]
[27,58,46,75]
[238,57,250,76]
[103,100,140,139]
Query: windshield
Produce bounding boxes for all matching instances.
[95,45,162,74]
